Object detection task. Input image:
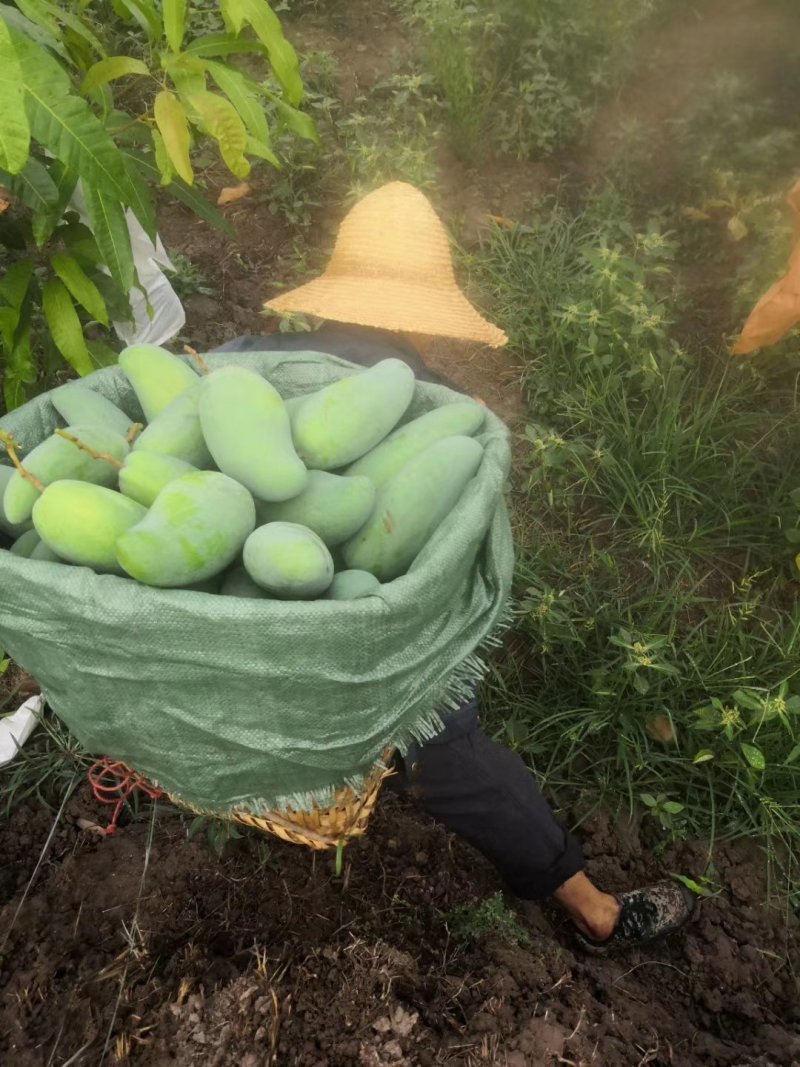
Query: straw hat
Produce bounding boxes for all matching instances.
[265,182,508,348]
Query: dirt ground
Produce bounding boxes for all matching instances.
[1,782,798,1067]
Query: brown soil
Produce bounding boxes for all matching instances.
[1,786,798,1067]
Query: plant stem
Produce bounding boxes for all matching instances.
[184,345,210,375]
[0,430,45,493]
[127,423,144,445]
[54,429,123,469]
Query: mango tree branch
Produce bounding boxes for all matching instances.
[0,430,45,493]
[54,429,124,469]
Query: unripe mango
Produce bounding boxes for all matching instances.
[256,470,375,547]
[119,344,199,422]
[33,481,146,572]
[324,569,381,600]
[347,402,485,487]
[343,436,484,580]
[9,529,40,557]
[119,452,196,508]
[243,522,334,599]
[3,425,130,525]
[292,358,415,470]
[116,471,256,587]
[220,565,272,599]
[51,382,133,437]
[134,384,213,468]
[0,467,32,538]
[30,539,63,562]
[284,393,313,419]
[199,366,307,502]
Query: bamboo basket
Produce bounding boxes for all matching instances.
[167,748,397,852]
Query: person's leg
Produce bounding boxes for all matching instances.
[393,701,694,950]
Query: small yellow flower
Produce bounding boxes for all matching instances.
[636,655,653,667]
[587,309,601,326]
[720,706,743,729]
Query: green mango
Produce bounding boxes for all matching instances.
[133,384,213,468]
[116,471,256,587]
[30,539,63,562]
[0,467,32,538]
[284,392,313,420]
[324,569,381,600]
[198,366,307,502]
[256,470,375,547]
[119,344,198,422]
[9,529,41,557]
[3,425,130,526]
[33,481,146,573]
[243,522,334,599]
[343,436,484,580]
[50,381,134,437]
[220,565,272,599]
[119,452,196,508]
[292,358,415,470]
[347,401,485,487]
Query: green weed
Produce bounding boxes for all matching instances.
[445,892,531,948]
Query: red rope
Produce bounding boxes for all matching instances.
[86,758,163,835]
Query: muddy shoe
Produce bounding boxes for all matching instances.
[576,880,696,955]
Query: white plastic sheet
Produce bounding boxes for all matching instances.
[0,693,43,768]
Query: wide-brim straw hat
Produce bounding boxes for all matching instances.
[265,182,508,348]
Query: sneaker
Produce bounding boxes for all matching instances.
[575,880,696,955]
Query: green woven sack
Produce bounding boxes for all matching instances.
[0,351,513,813]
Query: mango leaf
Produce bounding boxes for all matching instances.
[151,128,174,185]
[3,156,58,217]
[16,0,104,55]
[115,0,160,40]
[0,260,34,309]
[163,52,207,96]
[185,90,249,178]
[3,323,34,411]
[0,16,31,174]
[262,88,318,143]
[163,0,186,53]
[50,251,108,326]
[81,56,149,95]
[82,181,135,292]
[233,0,302,105]
[41,277,93,375]
[184,32,266,58]
[205,60,269,143]
[120,150,157,241]
[87,339,119,367]
[154,90,193,185]
[126,149,234,235]
[740,742,766,771]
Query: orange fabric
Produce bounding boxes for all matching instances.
[733,180,800,355]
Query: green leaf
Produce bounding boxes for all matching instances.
[163,0,186,53]
[0,16,31,173]
[120,147,157,241]
[41,277,93,375]
[741,742,766,771]
[4,156,58,217]
[662,801,684,815]
[163,52,207,96]
[184,32,266,58]
[670,873,718,898]
[233,0,303,105]
[81,56,149,95]
[0,260,34,309]
[126,150,234,235]
[17,0,104,54]
[205,60,269,143]
[50,252,109,326]
[82,181,135,292]
[151,128,174,185]
[0,4,66,56]
[262,89,318,143]
[786,743,800,765]
[185,89,249,178]
[3,323,34,411]
[692,749,715,764]
[640,793,658,808]
[86,339,119,367]
[154,90,193,185]
[632,672,650,695]
[115,0,160,40]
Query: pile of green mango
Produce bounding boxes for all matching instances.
[0,345,487,600]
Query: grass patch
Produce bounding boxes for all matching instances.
[476,191,800,873]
